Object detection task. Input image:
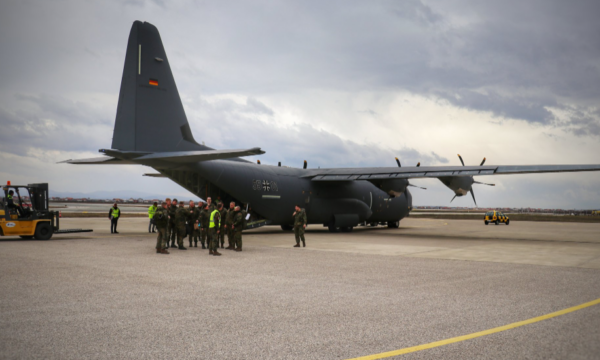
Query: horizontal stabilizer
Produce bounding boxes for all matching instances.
[143,173,167,177]
[59,156,136,165]
[135,147,265,163]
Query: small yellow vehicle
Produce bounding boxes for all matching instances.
[484,210,510,225]
[1,182,91,240]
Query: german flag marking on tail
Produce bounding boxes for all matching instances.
[149,79,158,86]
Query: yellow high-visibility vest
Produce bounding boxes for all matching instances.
[148,205,156,218]
[112,208,120,219]
[209,209,219,228]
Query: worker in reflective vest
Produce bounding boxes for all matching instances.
[108,203,121,234]
[6,190,23,216]
[208,209,221,256]
[148,202,157,233]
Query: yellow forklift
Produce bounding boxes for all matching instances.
[1,182,92,240]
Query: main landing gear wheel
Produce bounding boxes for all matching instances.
[34,222,53,240]
[484,220,489,225]
[387,221,400,229]
[506,220,510,225]
[280,225,293,231]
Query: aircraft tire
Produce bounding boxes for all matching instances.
[387,221,400,229]
[328,225,340,233]
[34,222,53,240]
[484,220,489,225]
[506,220,510,225]
[280,225,293,231]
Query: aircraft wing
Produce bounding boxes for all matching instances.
[133,147,265,163]
[305,164,600,181]
[59,156,137,165]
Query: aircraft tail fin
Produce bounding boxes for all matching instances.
[112,21,206,153]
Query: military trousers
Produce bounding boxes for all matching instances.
[201,227,209,247]
[218,227,225,247]
[226,226,234,247]
[208,228,219,251]
[190,228,200,246]
[294,226,305,245]
[167,222,177,244]
[155,226,167,250]
[176,224,186,247]
[234,230,242,250]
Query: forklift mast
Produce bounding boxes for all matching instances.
[27,183,49,212]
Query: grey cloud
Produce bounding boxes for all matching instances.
[188,96,448,168]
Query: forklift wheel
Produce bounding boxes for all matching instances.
[34,222,53,240]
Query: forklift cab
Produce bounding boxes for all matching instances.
[1,183,57,240]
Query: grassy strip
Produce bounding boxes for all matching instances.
[411,214,600,223]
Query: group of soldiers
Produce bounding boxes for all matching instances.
[152,197,245,256]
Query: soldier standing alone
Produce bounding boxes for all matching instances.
[154,201,169,254]
[175,202,188,250]
[232,206,244,252]
[292,205,307,247]
[208,206,222,256]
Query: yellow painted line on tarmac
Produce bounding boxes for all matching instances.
[345,297,600,360]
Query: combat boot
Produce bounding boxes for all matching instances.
[202,244,206,249]
[189,241,193,247]
[293,244,300,248]
[171,241,176,248]
[302,241,306,247]
[194,242,198,247]
[178,245,187,250]
[213,251,222,256]
[234,248,242,252]
[160,248,170,254]
[156,248,161,253]
[209,250,214,255]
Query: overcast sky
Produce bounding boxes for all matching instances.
[1,0,599,208]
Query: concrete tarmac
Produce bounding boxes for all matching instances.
[1,218,599,359]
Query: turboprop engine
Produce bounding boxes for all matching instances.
[379,178,410,198]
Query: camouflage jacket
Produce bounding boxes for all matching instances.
[293,209,307,227]
[168,204,178,224]
[187,206,200,225]
[233,211,244,232]
[226,208,235,225]
[218,208,227,228]
[175,206,188,225]
[154,207,169,227]
[200,209,210,228]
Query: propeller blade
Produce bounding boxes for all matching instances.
[480,157,486,166]
[450,195,457,203]
[395,157,401,167]
[408,184,427,190]
[303,160,307,169]
[470,189,477,207]
[474,181,495,186]
[458,154,465,166]
[416,162,421,167]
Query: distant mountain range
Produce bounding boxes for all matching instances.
[50,190,203,202]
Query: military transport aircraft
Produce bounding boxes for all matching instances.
[64,21,600,232]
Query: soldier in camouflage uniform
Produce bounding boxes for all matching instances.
[232,206,244,252]
[208,206,222,256]
[154,201,170,254]
[187,200,201,247]
[225,202,235,249]
[167,198,179,248]
[200,203,210,249]
[175,202,188,250]
[292,205,307,248]
[217,202,227,248]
